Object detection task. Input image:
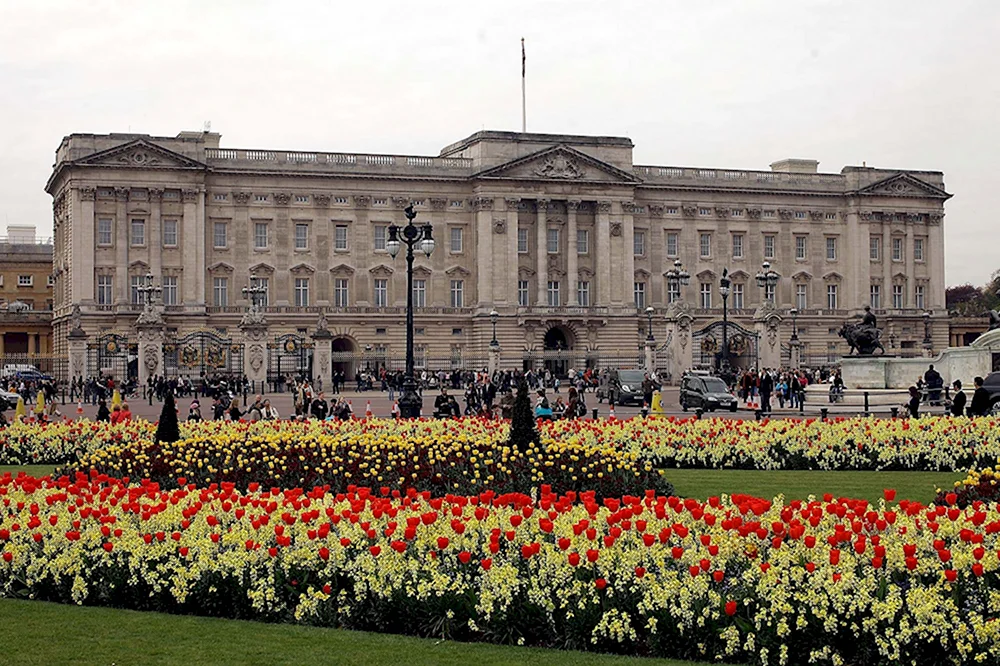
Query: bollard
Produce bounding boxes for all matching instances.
[820,407,829,420]
[890,406,899,419]
[799,392,805,415]
[641,407,649,418]
[754,409,762,421]
[863,391,870,417]
[592,408,599,420]
[695,409,703,420]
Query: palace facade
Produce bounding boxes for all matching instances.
[46,129,949,378]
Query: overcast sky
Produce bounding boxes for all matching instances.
[1,0,996,285]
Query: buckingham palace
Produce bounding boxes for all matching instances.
[45,128,949,383]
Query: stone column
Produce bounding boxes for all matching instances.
[149,188,163,278]
[475,196,494,306]
[504,198,520,305]
[115,187,129,304]
[68,328,88,384]
[644,339,656,374]
[596,201,612,305]
[182,189,205,306]
[536,199,549,306]
[488,343,501,375]
[312,328,333,391]
[240,313,269,392]
[754,307,783,370]
[77,188,96,304]
[789,338,802,369]
[566,200,579,305]
[623,202,636,306]
[905,219,915,308]
[135,318,165,389]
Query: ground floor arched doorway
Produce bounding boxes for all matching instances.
[331,337,357,380]
[542,326,573,378]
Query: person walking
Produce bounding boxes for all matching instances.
[970,376,991,417]
[949,380,967,417]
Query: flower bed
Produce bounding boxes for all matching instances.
[934,468,1000,508]
[544,416,1000,471]
[2,472,999,665]
[59,419,668,499]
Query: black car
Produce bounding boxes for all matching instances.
[982,372,1000,414]
[680,374,737,412]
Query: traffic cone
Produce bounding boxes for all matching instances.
[391,401,400,418]
[609,404,617,420]
[365,400,373,419]
[76,401,84,416]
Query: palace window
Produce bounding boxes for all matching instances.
[796,284,807,310]
[254,223,268,249]
[915,285,925,310]
[699,208,711,216]
[17,275,32,287]
[213,277,228,307]
[892,237,903,262]
[130,276,142,304]
[517,227,529,254]
[130,219,145,246]
[295,223,309,250]
[763,234,775,260]
[295,195,309,203]
[870,284,881,309]
[732,233,744,259]
[699,233,711,258]
[162,219,178,247]
[334,224,349,251]
[213,222,227,249]
[795,235,807,260]
[256,277,269,306]
[826,237,837,260]
[914,238,924,261]
[97,275,113,305]
[577,281,590,307]
[827,284,838,310]
[162,276,178,305]
[547,228,560,254]
[412,279,426,307]
[795,211,807,219]
[892,284,904,309]
[518,280,529,307]
[764,282,775,304]
[666,232,678,257]
[732,283,744,309]
[633,230,645,256]
[97,218,113,246]
[870,235,881,261]
[633,282,646,309]
[373,278,388,307]
[450,227,463,253]
[294,278,309,307]
[373,225,387,251]
[667,281,680,304]
[334,279,349,307]
[547,281,560,307]
[700,282,712,309]
[576,229,589,254]
[450,279,464,308]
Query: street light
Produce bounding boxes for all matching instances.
[923,311,932,346]
[664,258,690,303]
[754,261,780,302]
[645,306,655,341]
[789,308,799,342]
[242,275,267,310]
[489,309,499,347]
[387,205,435,418]
[136,272,161,308]
[719,268,731,372]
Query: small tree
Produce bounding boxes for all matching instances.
[508,379,538,453]
[154,392,181,444]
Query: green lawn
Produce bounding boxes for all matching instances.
[0,465,58,477]
[0,598,717,666]
[663,469,963,504]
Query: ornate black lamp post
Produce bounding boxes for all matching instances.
[789,308,799,342]
[923,311,932,348]
[718,269,731,372]
[241,275,267,310]
[136,272,161,309]
[489,309,499,347]
[644,306,655,341]
[664,259,690,302]
[387,205,435,418]
[754,261,780,302]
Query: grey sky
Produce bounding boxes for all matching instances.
[1,0,996,285]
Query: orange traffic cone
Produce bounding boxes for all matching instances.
[609,404,617,420]
[76,401,84,416]
[365,400,373,419]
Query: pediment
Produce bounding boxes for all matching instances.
[249,262,275,275]
[475,145,640,184]
[791,270,813,281]
[578,267,594,278]
[74,139,207,170]
[634,268,651,279]
[823,271,843,282]
[728,269,750,280]
[854,173,951,200]
[208,261,234,273]
[330,263,355,276]
[445,265,472,277]
[892,271,909,282]
[369,264,394,277]
[696,269,716,280]
[128,260,149,271]
[518,266,536,278]
[412,265,432,278]
[290,262,315,275]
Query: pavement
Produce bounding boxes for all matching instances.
[42,386,842,422]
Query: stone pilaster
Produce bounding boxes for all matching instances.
[67,328,88,383]
[622,202,636,307]
[149,188,163,278]
[488,343,501,375]
[115,187,129,304]
[644,339,656,374]
[664,303,694,383]
[566,200,579,305]
[504,198,520,306]
[475,196,495,306]
[535,199,549,306]
[596,201,612,305]
[754,305,782,370]
[312,329,333,391]
[240,311,269,390]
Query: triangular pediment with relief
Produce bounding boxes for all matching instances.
[475,145,640,184]
[853,173,951,200]
[74,139,207,170]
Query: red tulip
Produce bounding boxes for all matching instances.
[972,563,984,577]
[480,558,492,570]
[725,600,737,616]
[883,489,896,501]
[370,546,381,557]
[945,569,958,582]
[458,550,471,564]
[568,552,581,566]
[437,537,450,550]
[1,552,11,563]
[594,578,607,590]
[102,542,114,553]
[586,549,599,563]
[635,566,646,578]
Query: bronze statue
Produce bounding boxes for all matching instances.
[838,306,885,355]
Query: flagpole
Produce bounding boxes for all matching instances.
[521,38,526,133]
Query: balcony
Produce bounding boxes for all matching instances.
[205,148,473,177]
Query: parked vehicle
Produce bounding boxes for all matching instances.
[1,364,51,382]
[983,372,1000,414]
[679,372,738,412]
[0,389,21,411]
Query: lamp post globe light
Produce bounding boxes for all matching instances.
[789,307,799,342]
[755,261,780,301]
[645,306,655,341]
[241,275,267,310]
[387,205,435,418]
[489,309,499,347]
[923,311,932,346]
[718,268,731,372]
[136,272,162,308]
[664,258,690,302]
